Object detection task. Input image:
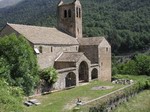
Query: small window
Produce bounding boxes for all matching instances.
[101,62,103,66]
[68,9,71,17]
[39,46,42,53]
[106,48,109,52]
[64,10,67,18]
[76,46,78,51]
[76,7,78,17]
[77,28,79,35]
[51,46,53,52]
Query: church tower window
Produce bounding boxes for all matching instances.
[68,9,71,17]
[76,7,78,17]
[79,8,81,18]
[57,0,82,38]
[64,10,67,18]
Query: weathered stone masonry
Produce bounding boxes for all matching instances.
[0,0,112,91]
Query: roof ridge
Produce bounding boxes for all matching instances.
[7,23,56,29]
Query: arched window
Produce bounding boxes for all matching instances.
[76,7,78,17]
[64,10,67,18]
[91,68,98,80]
[68,9,71,17]
[79,8,81,18]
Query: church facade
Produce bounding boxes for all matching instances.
[0,0,111,90]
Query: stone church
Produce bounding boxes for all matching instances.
[0,0,111,90]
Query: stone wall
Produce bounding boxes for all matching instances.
[54,62,76,69]
[57,0,82,38]
[54,68,77,90]
[34,44,79,69]
[79,45,98,64]
[98,39,111,81]
[54,54,93,90]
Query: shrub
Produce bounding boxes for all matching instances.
[39,67,58,85]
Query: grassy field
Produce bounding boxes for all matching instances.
[25,81,124,112]
[113,75,150,82]
[113,90,150,112]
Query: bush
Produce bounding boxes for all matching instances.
[0,79,24,112]
[39,67,58,85]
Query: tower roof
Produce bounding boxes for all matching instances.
[58,0,80,6]
[78,37,105,45]
[58,0,63,6]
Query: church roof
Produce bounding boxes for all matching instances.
[7,23,79,45]
[78,37,104,45]
[55,52,84,62]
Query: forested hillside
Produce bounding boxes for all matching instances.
[0,0,150,54]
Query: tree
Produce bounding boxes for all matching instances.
[115,54,150,76]
[135,54,150,76]
[0,79,24,112]
[0,34,39,95]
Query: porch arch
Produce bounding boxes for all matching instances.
[79,61,89,82]
[91,68,98,80]
[65,72,76,87]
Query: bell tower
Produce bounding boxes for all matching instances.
[57,0,82,38]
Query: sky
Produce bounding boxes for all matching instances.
[0,0,23,8]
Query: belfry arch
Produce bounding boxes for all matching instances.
[79,61,89,82]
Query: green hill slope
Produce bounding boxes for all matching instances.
[0,0,150,53]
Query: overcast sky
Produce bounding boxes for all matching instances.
[0,0,23,8]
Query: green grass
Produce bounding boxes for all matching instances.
[113,74,150,82]
[77,75,150,112]
[113,90,150,112]
[25,81,124,112]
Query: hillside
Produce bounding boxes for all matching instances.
[0,0,150,54]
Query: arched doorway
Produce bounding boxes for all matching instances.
[65,72,76,87]
[91,68,98,80]
[79,61,89,82]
